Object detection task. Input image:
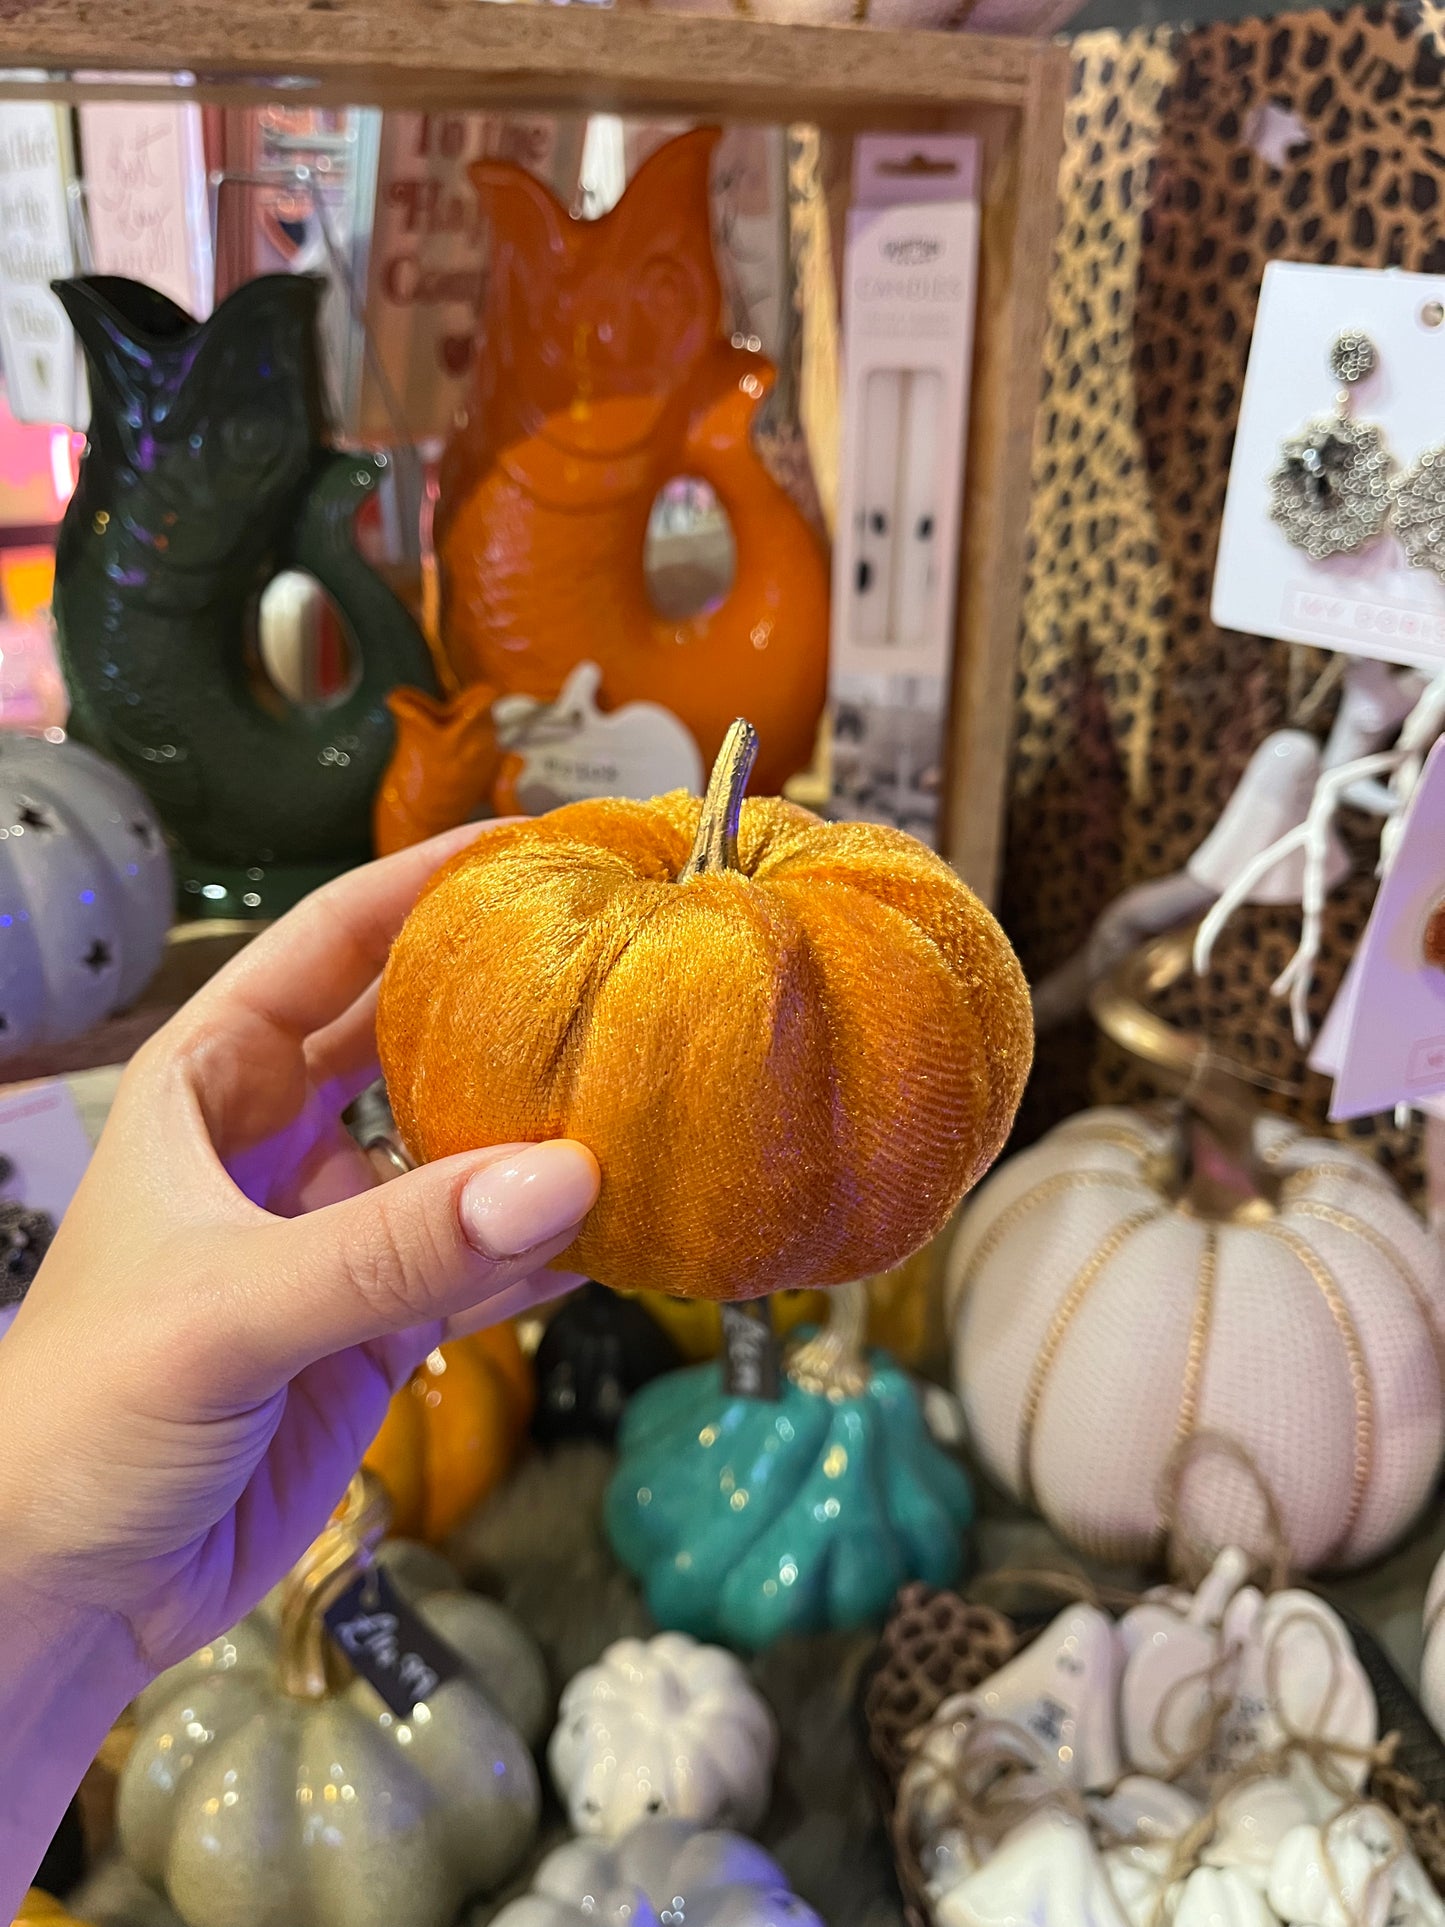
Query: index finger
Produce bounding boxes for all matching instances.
[176,821,499,1052]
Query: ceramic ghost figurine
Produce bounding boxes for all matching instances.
[1171,1867,1282,1927]
[1210,1589,1375,1793]
[933,1811,1130,1927]
[1267,1807,1445,1927]
[1119,1547,1252,1776]
[1203,1764,1343,1888]
[962,1605,1123,1791]
[1095,1779,1205,1927]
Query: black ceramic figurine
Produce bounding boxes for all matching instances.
[51,275,438,914]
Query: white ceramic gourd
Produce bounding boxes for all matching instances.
[948,1106,1444,1571]
[491,1817,823,1927]
[0,730,172,1050]
[548,1632,777,1839]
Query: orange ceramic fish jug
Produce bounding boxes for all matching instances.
[376,128,830,853]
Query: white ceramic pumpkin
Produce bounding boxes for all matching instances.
[548,1632,777,1839]
[491,1817,823,1927]
[0,730,172,1051]
[947,1106,1444,1571]
[118,1477,543,1927]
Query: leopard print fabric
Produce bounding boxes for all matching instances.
[1007,2,1445,1187]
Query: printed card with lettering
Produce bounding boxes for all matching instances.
[77,102,213,318]
[0,103,85,427]
[1214,262,1445,670]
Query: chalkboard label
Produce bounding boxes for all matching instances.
[720,1299,781,1400]
[323,1566,463,1717]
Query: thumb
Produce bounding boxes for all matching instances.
[224,1139,600,1389]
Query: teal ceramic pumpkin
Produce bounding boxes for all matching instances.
[604,1284,973,1650]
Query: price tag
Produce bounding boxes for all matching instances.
[323,1565,463,1717]
[720,1299,781,1401]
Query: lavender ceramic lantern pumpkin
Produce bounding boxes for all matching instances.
[0,730,172,1053]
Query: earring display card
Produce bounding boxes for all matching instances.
[76,101,213,319]
[0,103,86,428]
[1214,262,1445,671]
[827,134,979,848]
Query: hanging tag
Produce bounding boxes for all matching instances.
[720,1299,781,1400]
[1324,737,1445,1118]
[323,1565,464,1717]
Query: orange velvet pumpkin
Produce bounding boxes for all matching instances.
[362,1323,533,1543]
[376,721,1032,1302]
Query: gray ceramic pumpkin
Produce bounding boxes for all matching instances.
[117,1476,544,1927]
[0,729,172,1050]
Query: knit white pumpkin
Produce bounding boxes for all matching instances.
[947,1106,1444,1571]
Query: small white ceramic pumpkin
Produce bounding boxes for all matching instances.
[0,730,172,1051]
[548,1633,777,1839]
[118,1477,542,1927]
[491,1817,823,1927]
[948,1106,1444,1571]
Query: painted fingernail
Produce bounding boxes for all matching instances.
[459,1140,600,1259]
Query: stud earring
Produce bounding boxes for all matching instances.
[1391,438,1445,580]
[1269,331,1393,559]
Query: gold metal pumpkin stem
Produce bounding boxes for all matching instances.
[277,1469,392,1700]
[786,1278,871,1400]
[678,718,759,880]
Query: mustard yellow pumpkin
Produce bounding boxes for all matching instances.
[363,1323,533,1543]
[626,1288,827,1361]
[377,723,1032,1301]
[15,1898,89,1927]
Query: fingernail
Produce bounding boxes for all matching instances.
[459,1140,600,1259]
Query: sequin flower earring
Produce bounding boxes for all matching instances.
[1391,436,1445,580]
[1268,330,1393,559]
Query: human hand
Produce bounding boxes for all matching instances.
[0,827,600,1900]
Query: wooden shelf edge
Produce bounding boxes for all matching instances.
[0,1,1056,116]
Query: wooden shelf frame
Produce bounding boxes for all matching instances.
[0,0,1069,901]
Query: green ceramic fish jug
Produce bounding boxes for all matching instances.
[51,274,438,914]
[605,1282,974,1651]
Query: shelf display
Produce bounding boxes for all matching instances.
[947,1105,1444,1571]
[606,1281,974,1650]
[547,1632,777,1837]
[362,1323,535,1544]
[376,721,1032,1300]
[116,1475,544,1927]
[0,731,172,1054]
[51,273,437,914]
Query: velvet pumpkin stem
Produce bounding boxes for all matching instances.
[278,1469,391,1699]
[679,717,759,880]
